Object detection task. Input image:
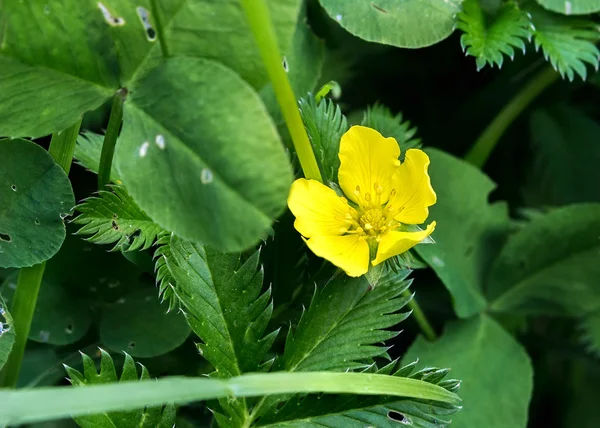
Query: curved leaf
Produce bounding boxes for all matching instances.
[535,0,600,15]
[0,298,15,371]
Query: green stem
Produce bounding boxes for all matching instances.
[98,92,125,188]
[240,0,323,182]
[464,66,559,168]
[149,0,169,58]
[0,120,81,388]
[403,289,437,341]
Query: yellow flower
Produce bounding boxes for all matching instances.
[287,125,437,277]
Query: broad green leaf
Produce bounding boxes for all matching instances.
[299,95,348,183]
[318,0,461,48]
[1,275,93,346]
[99,288,191,358]
[535,0,600,14]
[488,204,600,315]
[0,372,461,427]
[0,298,15,371]
[0,0,117,137]
[115,57,293,252]
[361,104,422,154]
[526,2,600,80]
[0,138,75,268]
[415,149,510,318]
[166,236,277,424]
[524,105,600,205]
[256,360,461,427]
[75,132,122,182]
[580,309,600,358]
[73,185,165,252]
[65,350,176,428]
[457,0,531,70]
[403,315,533,428]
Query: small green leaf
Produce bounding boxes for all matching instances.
[415,149,509,318]
[115,56,293,252]
[580,309,600,358]
[0,138,75,268]
[488,204,600,315]
[403,315,533,428]
[65,350,176,428]
[361,104,421,154]
[318,0,461,48]
[535,0,600,15]
[154,232,177,311]
[299,95,348,183]
[74,132,122,183]
[457,0,531,70]
[0,298,15,371]
[526,2,600,81]
[0,0,117,137]
[99,289,191,358]
[73,185,165,252]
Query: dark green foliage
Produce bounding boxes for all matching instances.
[361,104,422,154]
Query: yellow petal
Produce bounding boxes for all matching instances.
[372,222,436,266]
[287,178,352,238]
[306,234,370,277]
[338,126,400,208]
[388,149,436,225]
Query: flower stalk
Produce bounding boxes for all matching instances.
[98,90,125,188]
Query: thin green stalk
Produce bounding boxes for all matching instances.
[403,289,437,341]
[150,0,169,58]
[464,66,559,168]
[0,120,81,388]
[0,264,46,388]
[240,0,323,182]
[98,92,125,188]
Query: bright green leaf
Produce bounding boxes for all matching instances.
[535,0,600,14]
[415,149,510,318]
[318,0,461,48]
[65,350,176,428]
[457,0,531,70]
[73,185,165,252]
[488,204,600,315]
[75,132,122,182]
[0,0,117,137]
[403,315,533,428]
[0,138,75,268]
[0,298,15,371]
[115,57,293,252]
[99,289,191,358]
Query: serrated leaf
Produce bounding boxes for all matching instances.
[299,95,349,183]
[361,104,421,154]
[115,56,293,253]
[0,0,117,137]
[415,149,510,318]
[0,138,75,268]
[580,309,600,358]
[457,0,531,70]
[154,232,178,311]
[403,315,533,428]
[75,132,122,183]
[0,298,15,371]
[535,0,600,15]
[73,185,165,252]
[65,350,176,428]
[318,0,461,48]
[487,204,600,316]
[526,2,600,81]
[166,236,278,425]
[256,360,460,427]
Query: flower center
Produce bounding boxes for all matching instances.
[358,208,387,236]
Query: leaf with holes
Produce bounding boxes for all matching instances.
[526,2,600,80]
[0,0,117,137]
[457,0,531,70]
[0,138,75,268]
[487,204,600,316]
[115,56,293,252]
[73,185,165,252]
[65,350,176,428]
[299,95,349,183]
[256,360,461,427]
[403,315,533,428]
[166,236,278,425]
[0,297,15,371]
[361,104,421,154]
[318,0,461,48]
[415,149,510,318]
